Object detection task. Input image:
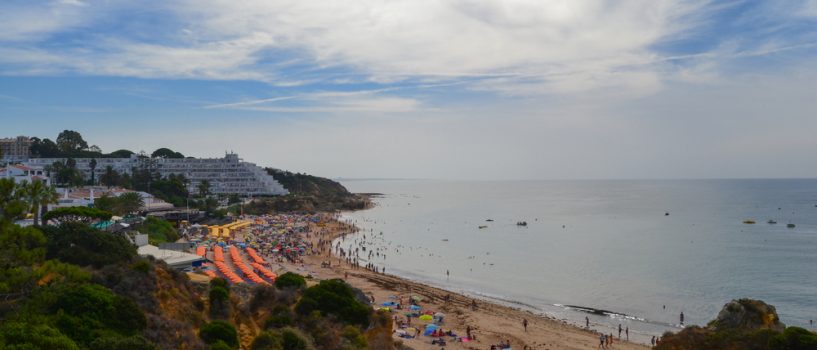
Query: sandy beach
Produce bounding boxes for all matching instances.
[275,218,650,350]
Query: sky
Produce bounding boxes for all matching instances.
[1,0,816,180]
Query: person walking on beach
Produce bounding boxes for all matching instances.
[618,324,622,339]
[651,336,655,346]
[466,325,472,339]
[625,326,629,341]
[523,318,528,332]
[586,316,590,328]
[680,311,685,326]
[599,333,606,349]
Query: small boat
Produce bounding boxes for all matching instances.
[486,219,494,222]
[787,223,796,228]
[767,220,777,224]
[478,225,488,229]
[516,221,527,226]
[743,220,756,224]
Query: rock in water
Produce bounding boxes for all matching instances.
[708,298,785,332]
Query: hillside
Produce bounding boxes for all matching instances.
[0,179,395,350]
[238,169,369,213]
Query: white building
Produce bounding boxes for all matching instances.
[25,153,288,197]
[0,164,50,185]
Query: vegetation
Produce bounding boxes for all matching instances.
[295,279,371,326]
[199,320,239,349]
[94,192,144,216]
[150,148,184,159]
[42,207,113,224]
[138,216,179,245]
[275,272,307,290]
[657,299,817,350]
[43,222,135,268]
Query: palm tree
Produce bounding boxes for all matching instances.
[22,179,59,226]
[89,158,98,185]
[197,180,211,198]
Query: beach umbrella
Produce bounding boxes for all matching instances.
[424,323,439,330]
[411,296,424,301]
[418,315,433,321]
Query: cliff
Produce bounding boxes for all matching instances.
[656,299,816,350]
[238,169,370,213]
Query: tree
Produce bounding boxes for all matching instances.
[197,180,211,198]
[151,148,184,159]
[100,166,120,187]
[106,149,134,158]
[295,279,371,326]
[88,145,102,153]
[199,321,238,349]
[56,130,88,154]
[274,272,306,290]
[0,178,29,225]
[116,192,144,214]
[30,137,62,158]
[42,207,112,224]
[44,222,135,267]
[21,179,59,226]
[88,158,98,185]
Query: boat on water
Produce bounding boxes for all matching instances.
[516,221,527,226]
[478,225,488,229]
[787,223,796,228]
[486,219,494,222]
[743,220,756,224]
[767,220,777,224]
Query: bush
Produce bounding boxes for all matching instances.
[210,277,229,291]
[210,340,233,350]
[141,217,179,244]
[770,327,817,350]
[89,336,157,350]
[42,207,112,223]
[199,321,238,349]
[280,328,311,350]
[265,306,294,329]
[48,284,146,345]
[0,322,79,350]
[275,272,306,290]
[295,279,370,326]
[251,331,283,350]
[44,222,136,267]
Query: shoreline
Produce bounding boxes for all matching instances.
[276,215,650,349]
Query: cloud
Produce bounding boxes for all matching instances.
[204,89,421,113]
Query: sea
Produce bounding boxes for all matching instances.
[336,179,817,343]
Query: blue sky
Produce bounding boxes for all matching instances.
[1,0,816,179]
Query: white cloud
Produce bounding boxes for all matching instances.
[0,0,722,95]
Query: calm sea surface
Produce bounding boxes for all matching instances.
[338,179,817,342]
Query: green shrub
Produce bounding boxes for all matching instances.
[210,340,233,350]
[210,277,230,291]
[770,327,817,350]
[251,331,283,350]
[199,321,238,349]
[275,272,306,290]
[265,306,294,329]
[295,279,370,326]
[141,217,179,244]
[0,322,79,350]
[89,335,157,350]
[280,328,311,350]
[44,222,136,267]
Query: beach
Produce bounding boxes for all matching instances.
[276,218,650,350]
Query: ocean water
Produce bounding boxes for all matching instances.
[338,179,817,342]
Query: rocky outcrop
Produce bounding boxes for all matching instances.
[708,299,785,332]
[656,299,817,350]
